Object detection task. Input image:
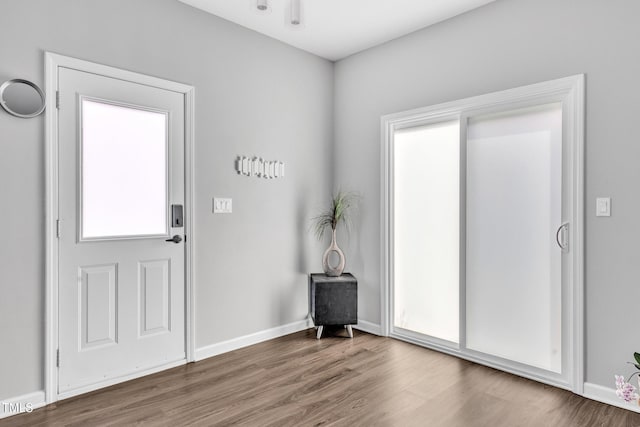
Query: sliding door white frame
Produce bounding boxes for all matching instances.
[380,75,585,393]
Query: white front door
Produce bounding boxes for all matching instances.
[57,66,186,395]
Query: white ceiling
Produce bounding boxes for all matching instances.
[178,0,497,61]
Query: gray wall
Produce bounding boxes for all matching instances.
[0,0,333,399]
[334,0,640,387]
[2,0,636,402]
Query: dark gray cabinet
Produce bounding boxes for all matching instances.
[308,273,357,339]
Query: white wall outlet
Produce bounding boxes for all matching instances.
[596,197,610,217]
[213,197,233,214]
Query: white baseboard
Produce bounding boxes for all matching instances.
[583,382,640,413]
[0,390,46,419]
[195,319,312,361]
[354,319,382,336]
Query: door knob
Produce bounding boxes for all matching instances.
[165,235,183,244]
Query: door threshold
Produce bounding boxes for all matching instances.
[57,357,186,401]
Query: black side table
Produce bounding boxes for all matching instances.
[308,273,358,339]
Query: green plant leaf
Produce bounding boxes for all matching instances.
[634,352,640,366]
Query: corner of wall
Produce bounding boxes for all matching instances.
[354,319,382,336]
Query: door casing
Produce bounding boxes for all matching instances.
[44,52,196,404]
[380,75,585,393]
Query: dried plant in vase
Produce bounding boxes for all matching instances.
[312,191,358,277]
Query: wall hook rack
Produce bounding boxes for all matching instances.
[236,156,285,179]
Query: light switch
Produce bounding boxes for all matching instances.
[213,197,232,214]
[596,197,610,217]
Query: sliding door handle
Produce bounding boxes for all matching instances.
[555,223,569,252]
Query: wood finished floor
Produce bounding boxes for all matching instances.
[4,328,640,427]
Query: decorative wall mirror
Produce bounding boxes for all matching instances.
[0,79,46,118]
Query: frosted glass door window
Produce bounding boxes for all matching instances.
[81,99,168,240]
[393,120,460,343]
[466,104,562,373]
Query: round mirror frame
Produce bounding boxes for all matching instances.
[0,79,46,118]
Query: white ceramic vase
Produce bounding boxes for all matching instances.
[322,228,345,277]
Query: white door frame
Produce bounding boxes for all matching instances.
[44,52,196,404]
[380,75,585,393]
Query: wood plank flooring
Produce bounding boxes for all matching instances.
[3,328,640,426]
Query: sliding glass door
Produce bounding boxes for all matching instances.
[465,104,563,374]
[384,76,583,390]
[393,120,460,345]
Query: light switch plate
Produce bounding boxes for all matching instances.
[596,197,610,217]
[213,197,232,214]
